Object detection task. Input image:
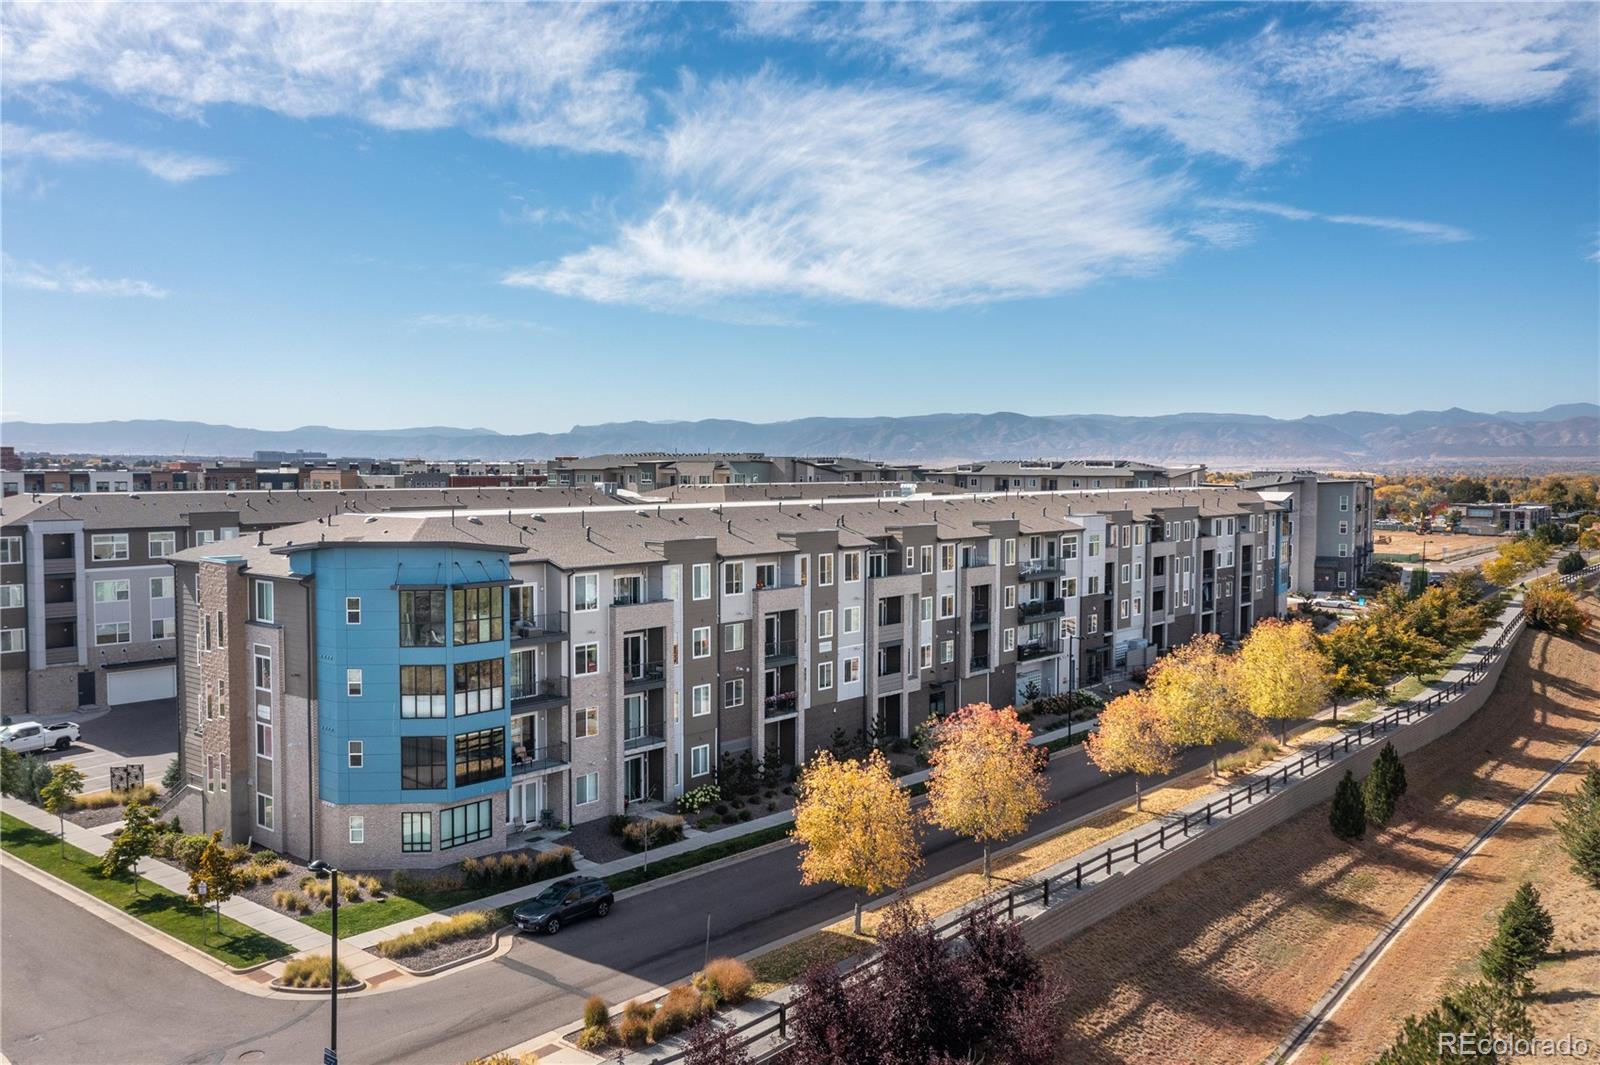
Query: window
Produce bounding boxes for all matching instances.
[843,606,861,635]
[0,584,22,610]
[691,563,711,600]
[941,639,954,664]
[147,531,176,558]
[919,644,932,669]
[817,660,834,690]
[95,622,131,645]
[844,551,862,582]
[1003,628,1016,651]
[399,665,446,717]
[1004,585,1016,609]
[2,629,25,653]
[691,627,711,658]
[816,609,834,639]
[455,727,506,786]
[842,656,860,683]
[576,707,599,738]
[439,798,494,849]
[151,617,175,640]
[1004,539,1017,565]
[723,678,745,707]
[0,537,20,564]
[905,547,916,569]
[1338,520,1349,535]
[1120,564,1131,584]
[938,594,955,619]
[346,668,363,697]
[195,530,216,547]
[940,544,956,572]
[401,813,432,853]
[1087,575,1100,595]
[817,553,834,586]
[253,579,275,623]
[93,579,130,603]
[1338,543,1349,558]
[1120,599,1130,620]
[723,623,745,652]
[453,586,503,645]
[920,596,932,623]
[452,658,504,715]
[253,645,272,695]
[148,575,173,600]
[574,643,599,675]
[346,597,361,624]
[1087,534,1101,557]
[691,744,711,777]
[575,773,599,806]
[1064,578,1078,597]
[723,562,744,595]
[799,555,809,586]
[91,534,128,561]
[348,816,365,844]
[1063,536,1078,560]
[401,736,448,790]
[256,793,274,831]
[691,684,711,716]
[348,740,363,768]
[1337,571,1348,588]
[1339,494,1350,512]
[1134,562,1144,581]
[1087,613,1099,634]
[399,590,445,646]
[574,574,599,611]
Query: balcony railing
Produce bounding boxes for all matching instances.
[970,605,991,626]
[510,611,568,641]
[511,677,568,708]
[613,589,669,607]
[1018,597,1065,620]
[1017,639,1061,661]
[961,554,992,569]
[624,718,667,751]
[763,638,797,663]
[623,661,666,690]
[1018,558,1062,579]
[45,646,79,666]
[969,654,990,671]
[754,575,801,591]
[511,742,569,776]
[764,692,798,717]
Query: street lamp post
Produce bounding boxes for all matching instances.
[308,859,340,1064]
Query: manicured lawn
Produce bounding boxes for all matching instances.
[604,825,793,892]
[300,894,433,938]
[0,812,290,968]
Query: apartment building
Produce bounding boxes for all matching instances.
[0,486,626,714]
[921,460,1206,494]
[1241,471,1374,594]
[165,485,1284,868]
[545,453,920,490]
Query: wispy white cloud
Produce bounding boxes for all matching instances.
[403,312,545,332]
[2,122,229,182]
[1204,198,1472,243]
[2,255,170,298]
[0,2,651,154]
[507,75,1188,313]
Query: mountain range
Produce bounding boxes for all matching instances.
[3,404,1596,469]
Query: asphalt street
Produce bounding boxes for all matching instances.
[0,737,1225,1065]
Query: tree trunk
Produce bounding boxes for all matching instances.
[57,812,65,859]
[982,843,991,883]
[1134,778,1142,811]
[853,900,863,936]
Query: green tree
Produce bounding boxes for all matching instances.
[1478,882,1554,992]
[100,800,160,888]
[1364,742,1407,826]
[1375,981,1531,1064]
[38,762,85,858]
[188,830,240,933]
[1407,566,1428,599]
[1330,770,1366,841]
[1555,764,1600,888]
[2,753,56,804]
[1557,550,1587,576]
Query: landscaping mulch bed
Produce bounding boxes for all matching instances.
[557,818,629,863]
[388,928,504,973]
[63,805,128,830]
[234,854,313,910]
[688,788,795,831]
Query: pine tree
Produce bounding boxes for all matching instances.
[1364,742,1407,826]
[1479,882,1554,991]
[1330,770,1366,841]
[1556,764,1600,888]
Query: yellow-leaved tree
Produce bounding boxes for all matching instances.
[1084,689,1174,810]
[1144,633,1256,775]
[924,702,1048,882]
[1231,618,1329,743]
[792,749,921,934]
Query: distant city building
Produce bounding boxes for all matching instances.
[252,449,328,464]
[1239,471,1374,594]
[1447,502,1553,535]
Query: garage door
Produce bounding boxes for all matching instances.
[106,665,176,706]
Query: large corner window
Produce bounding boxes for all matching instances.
[400,590,446,647]
[453,658,505,716]
[401,736,447,790]
[401,665,447,718]
[439,798,493,850]
[453,586,503,646]
[454,727,506,787]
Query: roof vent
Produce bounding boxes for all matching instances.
[468,516,483,525]
[364,516,379,524]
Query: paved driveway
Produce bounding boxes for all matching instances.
[38,698,177,793]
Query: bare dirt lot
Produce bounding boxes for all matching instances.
[1043,598,1600,1065]
[1375,529,1500,562]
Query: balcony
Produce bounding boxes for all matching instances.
[969,654,990,671]
[510,611,568,643]
[1018,597,1065,621]
[511,678,568,710]
[511,742,569,776]
[612,589,669,607]
[970,606,991,627]
[960,553,992,569]
[43,600,78,620]
[624,716,667,751]
[42,557,76,577]
[1017,639,1060,662]
[763,638,797,665]
[1018,558,1062,579]
[764,692,798,719]
[623,660,666,692]
[45,646,79,666]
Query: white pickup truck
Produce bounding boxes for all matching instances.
[0,720,81,754]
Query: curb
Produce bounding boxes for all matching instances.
[393,924,519,978]
[269,979,368,995]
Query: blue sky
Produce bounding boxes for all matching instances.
[2,2,1596,433]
